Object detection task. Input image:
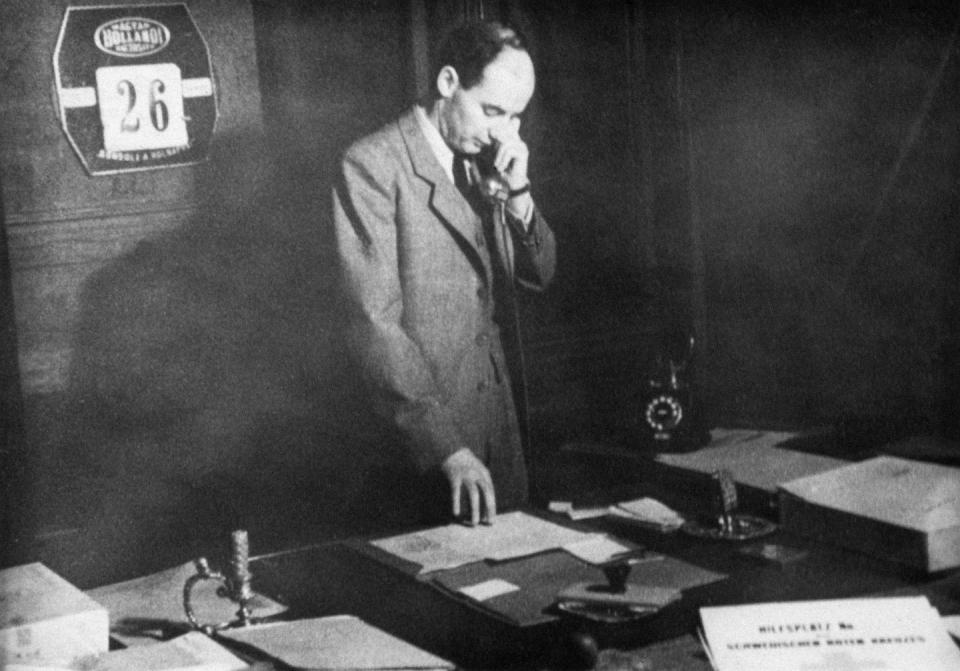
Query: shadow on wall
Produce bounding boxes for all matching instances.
[58,132,402,580]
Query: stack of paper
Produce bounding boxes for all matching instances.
[0,563,109,667]
[219,616,453,670]
[779,456,960,571]
[698,596,960,671]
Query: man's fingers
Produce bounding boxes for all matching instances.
[494,142,511,173]
[450,474,463,518]
[480,477,497,524]
[468,481,481,526]
[495,142,523,174]
[491,132,526,174]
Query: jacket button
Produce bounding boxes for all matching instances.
[476,332,489,346]
[477,287,489,301]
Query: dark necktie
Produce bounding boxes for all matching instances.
[456,155,512,312]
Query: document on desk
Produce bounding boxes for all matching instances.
[370,511,594,574]
[698,596,960,671]
[1,562,109,667]
[69,631,247,671]
[220,615,454,670]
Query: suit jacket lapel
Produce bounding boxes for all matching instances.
[398,108,492,281]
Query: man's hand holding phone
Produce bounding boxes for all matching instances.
[488,128,533,224]
[489,128,529,191]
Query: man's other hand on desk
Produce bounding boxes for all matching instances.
[442,447,497,526]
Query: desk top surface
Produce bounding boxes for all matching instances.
[92,432,960,670]
[245,432,960,670]
[249,508,960,670]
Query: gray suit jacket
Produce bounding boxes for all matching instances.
[332,106,556,499]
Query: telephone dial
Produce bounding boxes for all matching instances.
[634,332,709,452]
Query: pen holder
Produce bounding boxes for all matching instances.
[183,529,256,634]
[681,470,777,541]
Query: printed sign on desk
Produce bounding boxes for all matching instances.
[54,4,217,175]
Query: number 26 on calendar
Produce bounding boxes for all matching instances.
[95,63,189,153]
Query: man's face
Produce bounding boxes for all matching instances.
[437,47,535,154]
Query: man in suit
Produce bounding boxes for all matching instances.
[332,21,556,526]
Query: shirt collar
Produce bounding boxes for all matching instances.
[415,103,457,184]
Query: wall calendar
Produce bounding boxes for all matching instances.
[54,3,217,175]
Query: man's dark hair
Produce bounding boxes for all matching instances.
[431,20,528,93]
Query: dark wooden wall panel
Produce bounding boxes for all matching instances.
[1,0,263,396]
[677,1,960,433]
[0,0,265,579]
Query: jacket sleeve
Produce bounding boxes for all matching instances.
[331,141,466,472]
[506,205,557,292]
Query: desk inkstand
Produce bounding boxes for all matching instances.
[681,469,777,541]
[183,529,257,634]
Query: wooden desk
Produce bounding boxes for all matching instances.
[250,513,960,670]
[243,437,960,669]
[85,433,960,669]
[241,436,960,669]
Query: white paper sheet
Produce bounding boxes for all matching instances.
[943,613,960,639]
[613,497,686,529]
[458,579,520,601]
[370,511,593,574]
[220,616,453,670]
[699,596,960,671]
[561,535,632,565]
[74,632,247,671]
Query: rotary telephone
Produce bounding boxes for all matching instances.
[635,331,710,452]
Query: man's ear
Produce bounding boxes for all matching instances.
[436,65,459,98]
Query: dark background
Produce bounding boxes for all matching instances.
[1,0,958,587]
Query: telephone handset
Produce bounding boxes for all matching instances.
[475,144,510,202]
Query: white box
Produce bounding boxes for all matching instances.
[778,456,960,572]
[0,562,110,666]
